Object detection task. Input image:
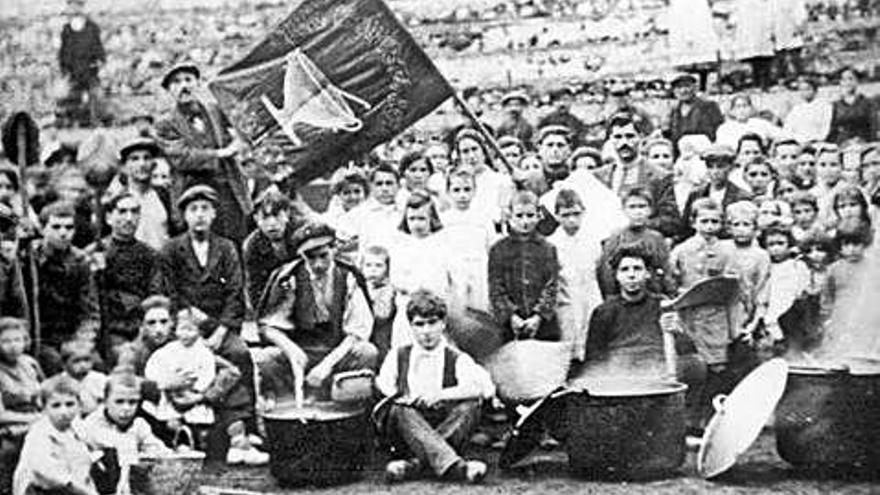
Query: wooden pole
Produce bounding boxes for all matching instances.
[450,91,515,174]
[15,122,40,355]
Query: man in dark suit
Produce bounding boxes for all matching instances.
[680,144,753,240]
[607,115,682,239]
[666,74,724,148]
[161,185,264,463]
[156,64,252,244]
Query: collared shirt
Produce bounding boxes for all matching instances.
[13,416,95,495]
[191,237,209,267]
[81,406,170,465]
[375,341,495,399]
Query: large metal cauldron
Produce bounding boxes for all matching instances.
[563,378,688,479]
[262,402,372,487]
[775,357,880,474]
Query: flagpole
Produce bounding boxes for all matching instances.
[450,91,515,174]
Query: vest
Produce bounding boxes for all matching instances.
[395,345,459,396]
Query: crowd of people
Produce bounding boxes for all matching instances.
[2,45,880,490]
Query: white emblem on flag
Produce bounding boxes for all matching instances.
[261,49,371,147]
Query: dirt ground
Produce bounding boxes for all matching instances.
[194,431,879,495]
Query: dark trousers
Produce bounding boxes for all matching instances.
[386,400,481,476]
[215,331,257,434]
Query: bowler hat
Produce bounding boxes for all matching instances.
[161,63,201,90]
[118,138,161,162]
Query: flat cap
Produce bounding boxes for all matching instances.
[161,63,201,90]
[291,222,336,256]
[176,184,218,211]
[702,143,736,160]
[118,138,161,162]
[501,90,530,106]
[670,73,698,87]
[536,124,572,144]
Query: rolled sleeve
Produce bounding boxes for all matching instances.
[454,353,496,399]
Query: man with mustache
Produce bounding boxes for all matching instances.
[607,114,682,239]
[156,64,252,245]
[86,192,165,359]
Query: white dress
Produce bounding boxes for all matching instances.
[548,228,604,361]
[440,207,496,317]
[387,232,451,349]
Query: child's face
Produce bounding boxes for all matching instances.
[447,176,475,211]
[339,183,366,211]
[615,256,649,296]
[65,353,93,380]
[623,196,652,227]
[806,246,829,266]
[405,204,432,238]
[0,173,15,203]
[646,144,674,171]
[371,171,399,206]
[255,208,289,242]
[517,156,543,175]
[816,153,842,186]
[765,234,790,262]
[737,141,763,166]
[836,197,863,221]
[745,165,773,194]
[45,392,80,431]
[509,202,539,235]
[705,160,732,186]
[43,215,76,251]
[404,160,431,190]
[410,314,444,351]
[728,217,756,245]
[141,307,172,346]
[105,385,141,427]
[841,241,866,263]
[792,203,817,228]
[0,328,27,362]
[151,159,171,189]
[361,253,388,282]
[557,205,583,236]
[758,202,782,227]
[501,145,522,166]
[693,209,722,237]
[175,321,200,347]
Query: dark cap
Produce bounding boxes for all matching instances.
[291,222,336,256]
[536,124,571,144]
[161,63,201,90]
[176,184,218,211]
[670,73,698,87]
[550,87,576,101]
[118,138,160,162]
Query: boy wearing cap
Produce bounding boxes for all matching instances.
[160,185,261,452]
[681,144,753,240]
[257,222,377,402]
[156,63,251,245]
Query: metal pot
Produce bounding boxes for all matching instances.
[262,402,372,487]
[775,358,880,474]
[563,378,688,479]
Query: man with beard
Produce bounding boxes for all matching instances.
[608,115,681,239]
[666,74,723,148]
[538,88,586,147]
[156,64,252,244]
[497,91,534,148]
[87,192,165,359]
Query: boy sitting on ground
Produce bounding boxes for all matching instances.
[375,289,494,484]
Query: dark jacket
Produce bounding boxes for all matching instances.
[58,17,105,87]
[87,236,165,341]
[828,94,877,144]
[0,256,27,318]
[488,231,560,342]
[156,102,252,243]
[160,232,245,334]
[241,227,296,313]
[680,182,753,239]
[585,293,664,363]
[667,97,724,145]
[612,159,682,239]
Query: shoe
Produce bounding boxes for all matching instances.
[385,459,420,483]
[470,432,491,447]
[247,434,264,448]
[538,431,560,450]
[226,446,270,466]
[464,460,487,484]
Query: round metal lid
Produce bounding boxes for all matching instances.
[697,358,789,479]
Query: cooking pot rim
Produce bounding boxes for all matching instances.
[566,378,688,397]
[261,401,366,421]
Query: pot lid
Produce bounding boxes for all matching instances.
[697,358,789,479]
[499,387,570,469]
[662,276,740,312]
